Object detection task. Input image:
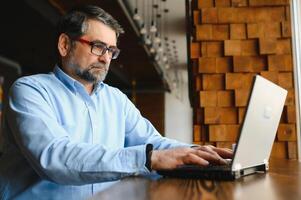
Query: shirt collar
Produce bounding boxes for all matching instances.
[93,81,104,94]
[53,65,105,95]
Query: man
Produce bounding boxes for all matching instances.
[0,5,232,199]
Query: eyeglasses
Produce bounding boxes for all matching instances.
[74,38,120,59]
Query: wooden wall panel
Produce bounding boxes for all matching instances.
[260,71,279,83]
[268,55,292,71]
[198,0,214,9]
[217,7,286,24]
[190,42,200,59]
[201,8,218,23]
[202,74,225,90]
[204,107,237,124]
[217,90,234,107]
[230,24,247,39]
[191,0,298,159]
[249,0,289,7]
[232,0,248,7]
[209,124,239,141]
[200,91,217,107]
[225,73,254,89]
[216,57,232,72]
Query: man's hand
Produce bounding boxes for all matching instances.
[150,145,233,170]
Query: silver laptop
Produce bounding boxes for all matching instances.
[158,75,288,180]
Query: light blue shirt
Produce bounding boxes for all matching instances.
[0,66,189,199]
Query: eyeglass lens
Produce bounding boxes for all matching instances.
[91,43,120,59]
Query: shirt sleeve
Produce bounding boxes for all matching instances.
[123,92,191,150]
[7,78,150,185]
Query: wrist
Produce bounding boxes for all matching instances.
[150,150,159,170]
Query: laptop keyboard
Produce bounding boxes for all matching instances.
[157,160,234,180]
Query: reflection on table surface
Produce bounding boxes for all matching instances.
[89,159,301,200]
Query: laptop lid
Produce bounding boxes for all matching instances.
[231,75,287,172]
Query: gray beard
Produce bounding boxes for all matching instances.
[65,57,109,84]
[65,49,109,84]
[74,66,108,84]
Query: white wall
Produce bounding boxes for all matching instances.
[164,81,193,144]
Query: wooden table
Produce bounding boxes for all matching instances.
[90,159,301,200]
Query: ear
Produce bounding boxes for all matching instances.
[57,33,71,57]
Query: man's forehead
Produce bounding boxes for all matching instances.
[84,19,117,45]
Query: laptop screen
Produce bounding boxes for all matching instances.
[231,75,287,171]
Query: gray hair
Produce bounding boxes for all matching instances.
[56,4,124,39]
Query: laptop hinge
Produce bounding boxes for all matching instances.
[233,163,242,171]
[233,159,269,172]
[233,164,267,179]
[264,159,269,170]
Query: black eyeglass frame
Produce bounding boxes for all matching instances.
[75,38,120,59]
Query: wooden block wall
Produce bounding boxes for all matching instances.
[190,0,297,159]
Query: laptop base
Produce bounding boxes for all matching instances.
[157,164,267,180]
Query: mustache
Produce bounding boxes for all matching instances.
[89,62,107,70]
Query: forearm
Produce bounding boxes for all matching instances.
[21,137,149,185]
[9,108,149,185]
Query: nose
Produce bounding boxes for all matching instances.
[97,50,111,64]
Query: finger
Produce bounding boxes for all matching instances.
[201,145,218,154]
[191,149,225,165]
[194,149,219,162]
[203,145,233,159]
[183,153,210,166]
[196,147,228,165]
[209,145,233,153]
[212,147,233,159]
[210,145,233,153]
[193,146,233,163]
[199,146,222,159]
